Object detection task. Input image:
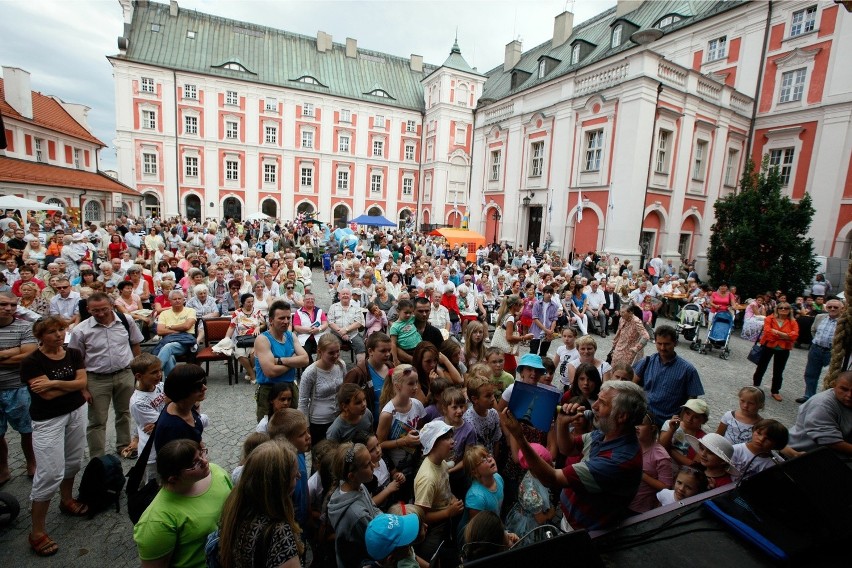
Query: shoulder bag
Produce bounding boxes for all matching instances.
[126,417,161,524]
[747,331,763,365]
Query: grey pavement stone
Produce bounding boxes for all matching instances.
[0,269,814,564]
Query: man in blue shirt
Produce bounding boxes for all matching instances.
[633,325,704,427]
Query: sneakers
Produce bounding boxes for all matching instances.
[795,396,809,404]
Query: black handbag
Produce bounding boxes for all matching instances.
[235,334,256,348]
[126,420,160,524]
[747,332,763,365]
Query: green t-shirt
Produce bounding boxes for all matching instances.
[491,371,515,400]
[134,463,233,568]
[390,316,421,351]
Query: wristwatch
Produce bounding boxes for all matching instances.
[276,357,283,366]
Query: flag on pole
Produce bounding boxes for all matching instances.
[608,188,615,211]
[577,192,584,223]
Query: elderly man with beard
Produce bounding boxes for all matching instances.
[501,381,646,531]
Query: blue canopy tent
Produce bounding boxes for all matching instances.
[350,214,397,227]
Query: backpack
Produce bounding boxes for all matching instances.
[77,454,126,517]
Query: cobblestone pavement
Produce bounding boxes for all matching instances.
[0,268,810,566]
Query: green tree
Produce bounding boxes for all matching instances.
[708,157,818,300]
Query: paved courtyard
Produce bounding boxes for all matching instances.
[0,268,811,566]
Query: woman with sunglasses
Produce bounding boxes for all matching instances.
[154,364,209,452]
[134,439,231,568]
[752,302,799,402]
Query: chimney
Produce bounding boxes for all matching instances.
[552,11,574,48]
[504,40,522,72]
[345,38,357,58]
[410,54,423,73]
[2,67,33,120]
[616,0,646,18]
[316,31,332,53]
[169,0,178,17]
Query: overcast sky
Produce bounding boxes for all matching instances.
[1,0,615,171]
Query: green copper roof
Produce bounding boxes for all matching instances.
[481,0,746,101]
[117,1,438,111]
[441,40,481,76]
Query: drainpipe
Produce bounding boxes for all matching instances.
[417,108,426,231]
[637,82,664,268]
[172,70,182,217]
[745,0,773,190]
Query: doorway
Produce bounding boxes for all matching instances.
[526,206,543,249]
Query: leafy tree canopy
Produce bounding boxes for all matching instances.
[707,157,818,300]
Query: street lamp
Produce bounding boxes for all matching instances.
[522,195,531,207]
[492,211,501,244]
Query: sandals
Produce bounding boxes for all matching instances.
[29,533,59,557]
[121,446,139,460]
[59,499,89,517]
[771,393,783,402]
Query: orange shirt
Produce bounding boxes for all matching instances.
[759,315,799,350]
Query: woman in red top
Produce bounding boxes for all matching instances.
[753,302,799,402]
[708,281,733,327]
[107,233,127,260]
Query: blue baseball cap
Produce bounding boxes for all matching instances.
[517,353,545,372]
[366,513,420,560]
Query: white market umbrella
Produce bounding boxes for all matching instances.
[0,194,64,212]
[245,211,272,222]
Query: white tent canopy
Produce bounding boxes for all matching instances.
[244,211,271,221]
[0,194,64,212]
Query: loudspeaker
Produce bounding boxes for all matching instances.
[706,448,852,563]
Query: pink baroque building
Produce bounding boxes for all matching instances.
[110,0,483,229]
[470,0,852,277]
[0,67,139,223]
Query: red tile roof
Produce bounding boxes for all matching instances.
[0,156,140,196]
[0,78,104,146]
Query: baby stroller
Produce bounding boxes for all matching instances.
[676,303,703,352]
[701,311,734,359]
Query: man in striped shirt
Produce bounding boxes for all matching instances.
[501,381,646,531]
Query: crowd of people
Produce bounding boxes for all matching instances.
[0,208,850,567]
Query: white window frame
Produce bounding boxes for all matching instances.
[490,150,501,181]
[225,120,238,140]
[185,156,199,178]
[340,109,351,123]
[303,102,314,117]
[225,90,238,106]
[790,6,817,37]
[141,77,155,93]
[300,166,313,188]
[538,59,546,79]
[338,134,350,153]
[225,159,239,181]
[184,115,198,135]
[375,115,385,128]
[404,144,415,161]
[143,152,158,175]
[142,109,156,130]
[655,130,670,174]
[34,138,44,163]
[611,25,623,49]
[455,127,466,145]
[530,141,545,177]
[263,163,277,184]
[265,97,277,111]
[402,177,414,196]
[692,141,708,181]
[707,36,727,62]
[74,148,81,169]
[301,129,314,149]
[724,149,739,187]
[372,139,384,157]
[183,84,197,100]
[572,44,580,64]
[769,148,795,186]
[370,173,383,194]
[264,125,278,144]
[337,170,349,191]
[406,120,416,133]
[584,130,604,172]
[779,68,806,103]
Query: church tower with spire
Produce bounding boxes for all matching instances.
[418,39,485,231]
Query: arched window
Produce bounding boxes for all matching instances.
[368,206,382,217]
[143,192,160,218]
[185,195,201,221]
[333,204,349,228]
[612,25,623,48]
[223,197,242,221]
[84,200,103,223]
[261,199,278,218]
[297,202,315,217]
